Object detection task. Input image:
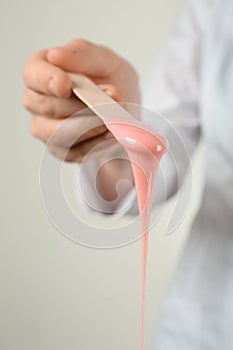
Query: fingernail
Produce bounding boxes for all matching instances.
[104,89,113,97]
[49,79,60,96]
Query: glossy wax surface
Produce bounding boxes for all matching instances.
[106,120,168,350]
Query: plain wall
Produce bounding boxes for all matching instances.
[0,1,204,349]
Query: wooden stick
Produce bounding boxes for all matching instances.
[68,73,135,122]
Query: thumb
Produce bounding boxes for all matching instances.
[47,39,122,77]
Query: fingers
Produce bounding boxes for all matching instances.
[30,113,116,163]
[23,50,72,97]
[48,132,118,163]
[23,40,126,165]
[30,113,107,148]
[23,82,122,118]
[23,89,86,117]
[47,39,122,77]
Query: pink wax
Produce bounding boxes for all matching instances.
[106,119,168,350]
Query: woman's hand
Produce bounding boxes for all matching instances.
[22,38,140,163]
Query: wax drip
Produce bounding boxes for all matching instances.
[105,120,167,350]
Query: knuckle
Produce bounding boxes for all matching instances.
[47,146,76,163]
[22,92,30,110]
[74,38,91,51]
[40,97,54,116]
[32,93,55,116]
[30,120,39,138]
[22,65,29,84]
[47,145,61,159]
[22,52,38,82]
[23,49,46,84]
[48,128,71,149]
[77,38,90,46]
[30,117,50,142]
[49,134,62,148]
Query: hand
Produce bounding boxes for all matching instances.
[22,38,141,163]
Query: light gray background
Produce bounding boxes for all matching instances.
[0,0,204,349]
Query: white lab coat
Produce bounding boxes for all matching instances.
[77,0,233,348]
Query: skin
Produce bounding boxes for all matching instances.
[23,39,141,202]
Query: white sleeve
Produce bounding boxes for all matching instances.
[76,0,207,216]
